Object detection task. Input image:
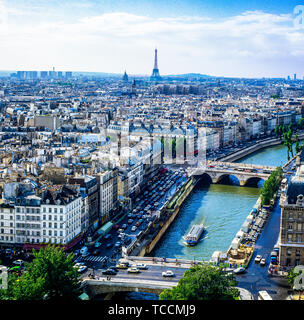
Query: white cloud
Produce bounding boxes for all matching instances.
[0,8,303,78]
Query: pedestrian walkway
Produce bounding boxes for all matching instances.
[82,255,106,263]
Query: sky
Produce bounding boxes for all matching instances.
[0,0,304,78]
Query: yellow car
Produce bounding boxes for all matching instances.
[116,263,128,269]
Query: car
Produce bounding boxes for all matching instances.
[113,224,120,230]
[104,234,112,241]
[9,265,21,272]
[106,243,113,249]
[116,263,128,269]
[127,267,141,273]
[162,270,175,277]
[131,226,137,232]
[122,224,127,229]
[118,233,125,239]
[108,266,119,272]
[73,262,85,268]
[102,269,117,275]
[260,258,266,266]
[255,255,262,263]
[233,267,246,274]
[78,265,88,273]
[136,263,148,270]
[115,241,122,247]
[94,242,102,248]
[118,229,124,234]
[128,219,133,224]
[12,259,24,266]
[92,249,101,256]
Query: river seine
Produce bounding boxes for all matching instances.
[115,142,287,300]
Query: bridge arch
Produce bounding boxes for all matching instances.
[214,174,240,186]
[242,177,265,188]
[198,172,212,185]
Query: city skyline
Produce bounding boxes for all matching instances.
[0,0,303,78]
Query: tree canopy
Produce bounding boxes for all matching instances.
[1,245,81,300]
[159,263,239,300]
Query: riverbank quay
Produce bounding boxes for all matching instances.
[127,176,197,257]
[210,162,292,271]
[217,133,304,162]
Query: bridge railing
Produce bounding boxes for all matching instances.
[125,256,204,265]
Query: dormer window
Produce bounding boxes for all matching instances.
[296,194,304,207]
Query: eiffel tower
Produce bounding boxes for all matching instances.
[150,48,162,81]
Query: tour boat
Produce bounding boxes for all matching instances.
[183,224,205,246]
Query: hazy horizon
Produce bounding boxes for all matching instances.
[0,0,303,78]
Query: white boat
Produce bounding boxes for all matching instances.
[183,224,205,246]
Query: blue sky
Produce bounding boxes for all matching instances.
[1,0,304,78]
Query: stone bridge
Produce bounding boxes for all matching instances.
[83,277,177,296]
[187,161,276,187]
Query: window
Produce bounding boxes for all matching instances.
[288,224,293,231]
[298,223,302,232]
[297,235,302,243]
[288,234,293,242]
[49,215,52,220]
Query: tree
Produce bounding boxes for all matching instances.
[260,167,283,206]
[297,118,304,130]
[5,245,81,300]
[159,263,239,300]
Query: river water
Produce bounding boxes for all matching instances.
[115,143,287,300]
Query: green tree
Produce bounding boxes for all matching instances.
[297,118,304,130]
[6,245,81,300]
[159,263,239,300]
[260,167,283,206]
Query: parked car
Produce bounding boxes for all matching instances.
[233,267,246,274]
[255,255,262,263]
[94,242,102,248]
[131,226,137,232]
[260,258,266,266]
[162,270,175,277]
[113,224,120,230]
[12,259,24,266]
[106,243,113,249]
[104,234,112,241]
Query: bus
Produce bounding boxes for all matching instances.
[258,290,273,300]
